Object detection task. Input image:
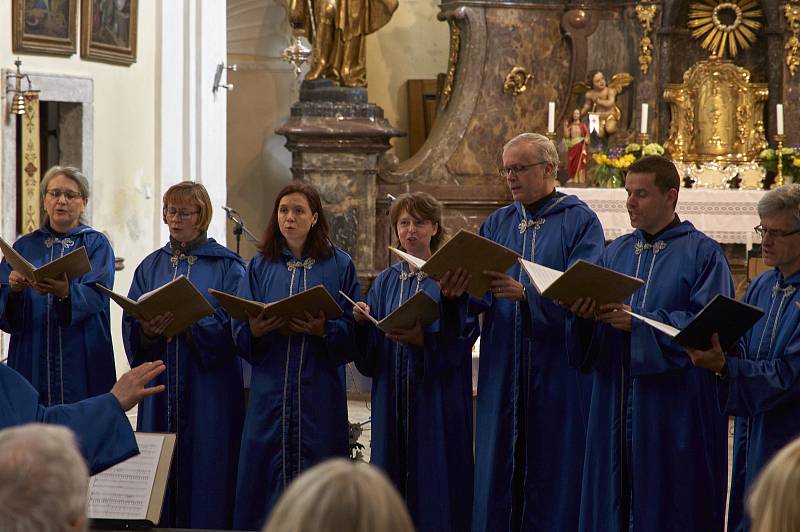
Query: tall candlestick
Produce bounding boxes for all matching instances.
[640,103,649,135]
[547,101,555,133]
[777,104,785,136]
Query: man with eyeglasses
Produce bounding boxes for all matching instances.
[567,155,734,532]
[682,184,800,532]
[471,132,605,532]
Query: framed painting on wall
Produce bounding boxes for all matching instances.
[12,0,78,55]
[80,0,138,65]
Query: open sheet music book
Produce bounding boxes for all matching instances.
[519,258,644,306]
[338,290,440,333]
[87,432,176,527]
[98,276,214,338]
[388,229,520,298]
[625,294,764,350]
[0,236,91,282]
[208,285,343,325]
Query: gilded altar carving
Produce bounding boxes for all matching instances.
[502,66,532,97]
[687,0,763,59]
[635,2,657,75]
[439,20,460,110]
[785,2,800,77]
[663,57,768,163]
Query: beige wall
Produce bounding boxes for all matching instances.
[0,0,158,376]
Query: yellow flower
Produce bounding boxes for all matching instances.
[793,157,800,168]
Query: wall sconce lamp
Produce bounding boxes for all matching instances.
[6,58,37,116]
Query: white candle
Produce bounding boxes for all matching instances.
[777,104,785,135]
[547,101,555,133]
[640,103,649,135]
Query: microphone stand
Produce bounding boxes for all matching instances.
[222,206,258,255]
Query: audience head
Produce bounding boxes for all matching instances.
[756,184,800,275]
[625,155,681,234]
[262,458,414,532]
[40,166,90,232]
[259,180,332,261]
[162,181,213,242]
[0,424,89,532]
[389,191,446,258]
[747,435,800,532]
[501,132,559,204]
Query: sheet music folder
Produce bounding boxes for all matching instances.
[87,432,176,528]
[208,285,344,323]
[389,229,520,298]
[0,236,91,282]
[626,294,764,350]
[98,276,214,338]
[519,258,644,307]
[338,290,440,333]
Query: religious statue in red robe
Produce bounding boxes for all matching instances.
[563,108,590,184]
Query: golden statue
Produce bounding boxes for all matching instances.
[574,70,633,138]
[290,0,399,87]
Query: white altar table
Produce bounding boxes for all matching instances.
[560,187,766,248]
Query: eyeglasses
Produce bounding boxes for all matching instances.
[754,225,800,238]
[164,208,199,220]
[45,189,83,201]
[499,161,546,178]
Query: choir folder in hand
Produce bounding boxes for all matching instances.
[625,294,764,350]
[87,432,176,528]
[519,258,644,306]
[208,285,344,322]
[389,229,520,298]
[338,289,440,333]
[98,275,214,338]
[0,236,91,282]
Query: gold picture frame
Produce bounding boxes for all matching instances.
[12,0,78,56]
[80,0,138,65]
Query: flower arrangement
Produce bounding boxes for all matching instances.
[758,147,800,184]
[589,142,665,187]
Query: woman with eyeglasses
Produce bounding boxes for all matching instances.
[232,181,361,531]
[0,166,116,406]
[121,182,245,529]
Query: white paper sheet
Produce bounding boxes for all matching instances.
[624,310,680,338]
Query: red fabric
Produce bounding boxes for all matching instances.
[567,123,589,179]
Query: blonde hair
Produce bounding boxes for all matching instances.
[747,436,800,532]
[262,459,414,532]
[162,181,213,232]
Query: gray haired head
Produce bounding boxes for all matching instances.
[503,132,559,180]
[757,184,800,229]
[40,166,90,226]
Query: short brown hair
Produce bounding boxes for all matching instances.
[627,155,680,194]
[389,192,447,252]
[259,181,332,261]
[162,181,213,232]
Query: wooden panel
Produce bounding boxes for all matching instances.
[406,79,440,157]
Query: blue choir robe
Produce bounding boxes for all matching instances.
[472,194,605,532]
[0,224,116,406]
[122,239,245,530]
[0,364,137,475]
[574,221,732,532]
[232,247,361,531]
[355,262,478,532]
[720,269,800,532]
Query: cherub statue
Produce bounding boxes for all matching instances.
[574,70,634,138]
[562,108,590,184]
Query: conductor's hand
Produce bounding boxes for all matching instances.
[32,272,69,299]
[138,312,175,340]
[249,313,285,338]
[111,361,166,411]
[439,268,471,299]
[388,319,424,348]
[685,333,727,373]
[484,271,526,301]
[289,310,327,337]
[568,297,597,320]
[352,302,371,324]
[8,271,31,293]
[596,303,632,332]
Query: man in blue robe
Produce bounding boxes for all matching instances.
[472,132,605,531]
[568,155,731,532]
[685,184,800,532]
[0,360,165,474]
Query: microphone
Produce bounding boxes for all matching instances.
[221,205,238,215]
[386,194,396,203]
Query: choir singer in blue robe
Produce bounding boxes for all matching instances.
[472,133,605,532]
[232,181,361,531]
[568,155,732,532]
[351,192,478,532]
[0,360,166,474]
[122,182,245,529]
[684,184,800,532]
[0,166,116,406]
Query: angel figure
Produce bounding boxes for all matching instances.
[575,70,634,138]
